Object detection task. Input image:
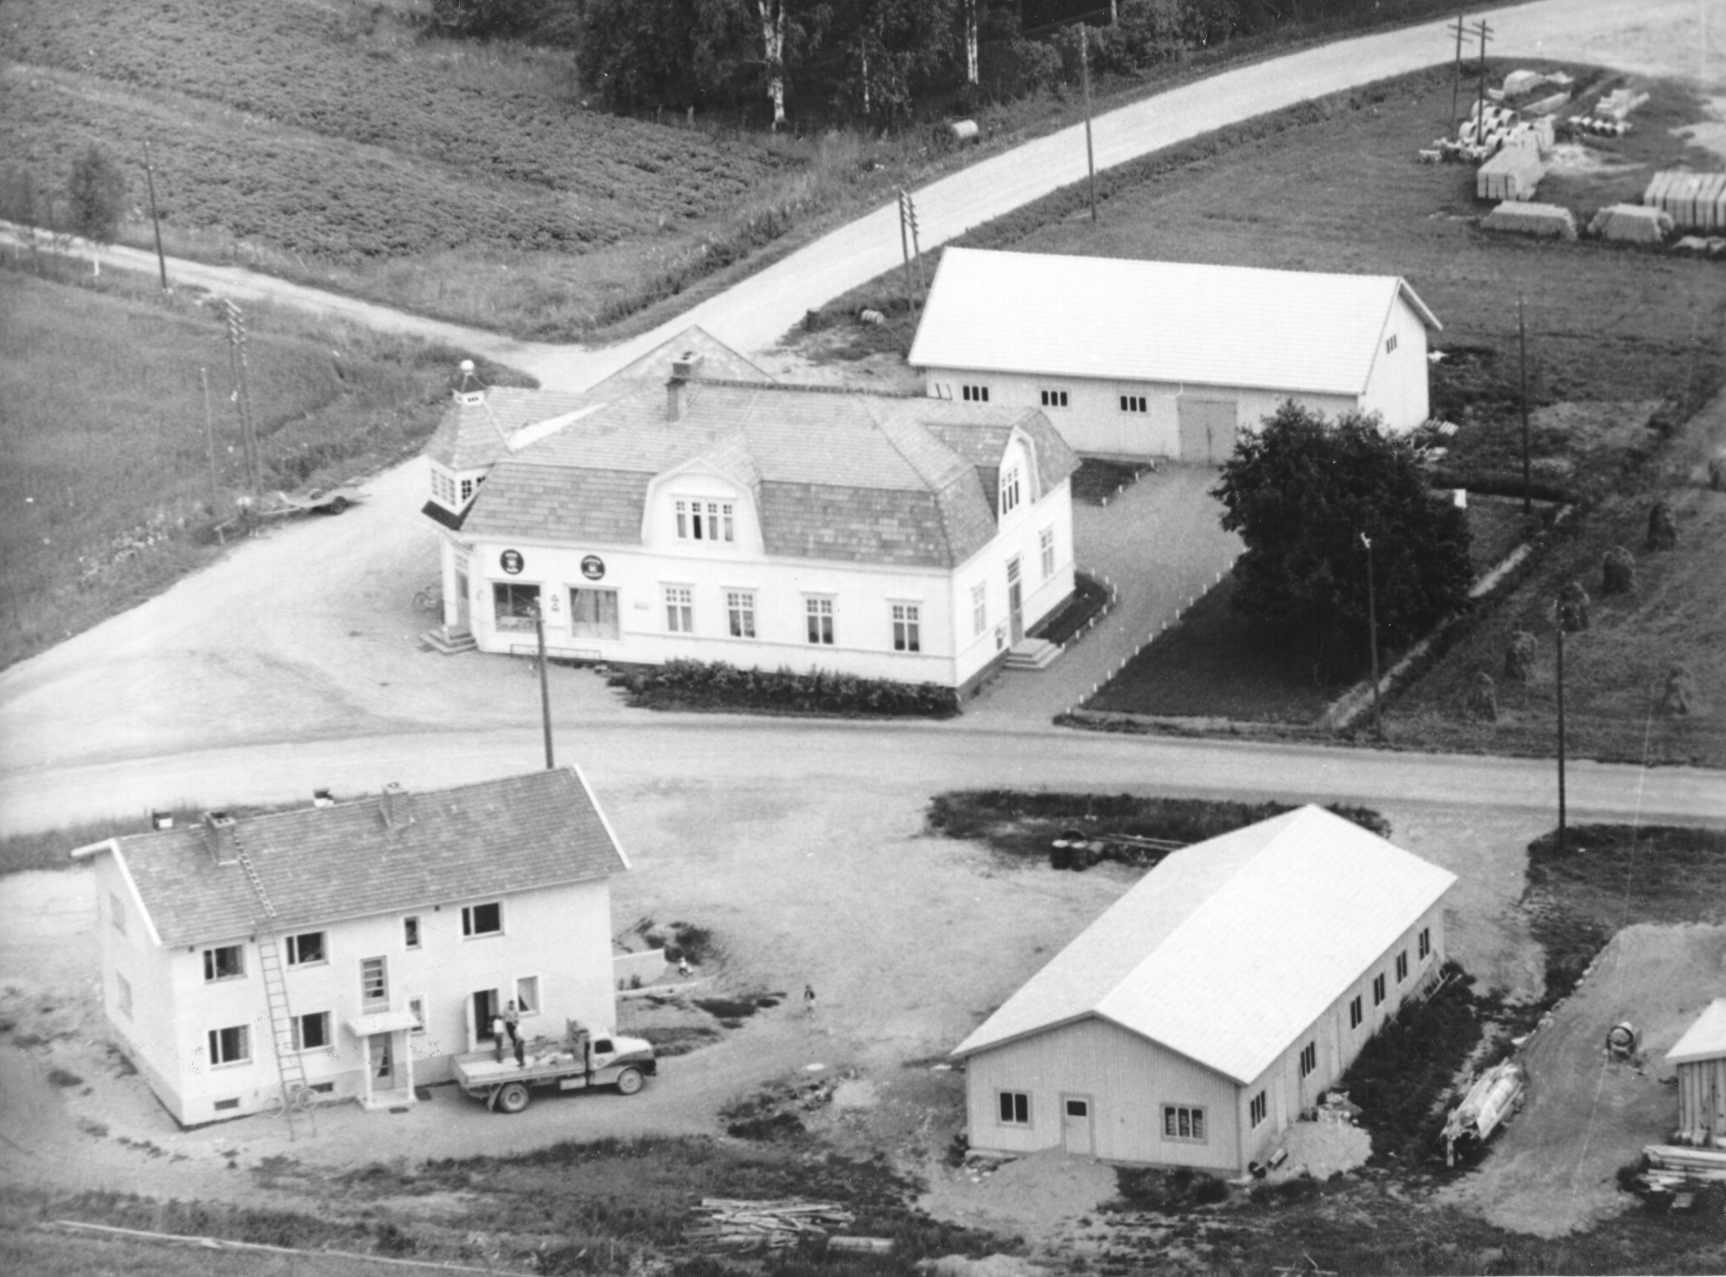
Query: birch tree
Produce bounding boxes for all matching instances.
[755,0,789,128]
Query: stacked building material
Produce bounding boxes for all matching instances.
[1478,134,1545,201]
[1482,200,1578,240]
[1588,204,1674,243]
[686,1199,856,1249]
[1644,171,1726,232]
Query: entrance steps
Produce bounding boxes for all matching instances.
[1004,637,1060,671]
[420,626,477,655]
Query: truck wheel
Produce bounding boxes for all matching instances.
[615,1067,644,1096]
[496,1082,531,1114]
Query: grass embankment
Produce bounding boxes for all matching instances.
[4,1136,1007,1276]
[0,266,502,670]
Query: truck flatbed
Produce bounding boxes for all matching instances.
[451,1028,655,1114]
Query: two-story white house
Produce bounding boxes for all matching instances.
[908,247,1443,463]
[71,768,629,1126]
[421,330,1080,696]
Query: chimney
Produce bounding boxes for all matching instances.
[454,358,486,407]
[311,788,335,808]
[149,810,175,831]
[665,351,703,422]
[202,811,239,865]
[381,782,412,831]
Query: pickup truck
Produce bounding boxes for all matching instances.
[452,1026,656,1114]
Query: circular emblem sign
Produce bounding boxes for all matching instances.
[499,549,524,576]
[580,554,606,581]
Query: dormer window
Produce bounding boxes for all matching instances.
[999,466,1022,516]
[675,498,734,543]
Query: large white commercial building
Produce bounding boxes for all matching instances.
[909,248,1442,462]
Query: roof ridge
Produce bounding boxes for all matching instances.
[697,376,924,400]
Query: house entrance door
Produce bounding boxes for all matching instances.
[372,1033,395,1084]
[455,570,470,629]
[1061,1096,1094,1156]
[1006,557,1024,643]
[470,989,500,1051]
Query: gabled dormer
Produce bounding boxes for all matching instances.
[642,447,763,556]
[995,429,1041,521]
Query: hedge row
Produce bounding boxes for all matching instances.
[610,659,960,718]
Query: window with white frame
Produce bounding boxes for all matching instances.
[806,596,835,646]
[430,468,457,506]
[971,583,987,636]
[1299,1041,1316,1078]
[203,944,245,982]
[1163,1104,1206,1142]
[891,602,921,653]
[674,498,735,543]
[285,931,326,967]
[726,589,756,639]
[1349,995,1363,1029]
[1373,972,1387,1006]
[1120,394,1148,413]
[109,891,126,935]
[492,581,540,631]
[999,466,1022,515]
[459,475,480,503]
[1039,526,1055,578]
[292,1011,332,1052]
[515,975,540,1015]
[462,902,503,937]
[664,584,694,633]
[1418,927,1431,959]
[998,1091,1030,1125]
[208,1024,250,1066]
[360,956,388,1007]
[1040,388,1068,408]
[962,384,990,403]
[404,916,421,949]
[1249,1091,1268,1127]
[116,973,133,1019]
[1396,950,1409,983]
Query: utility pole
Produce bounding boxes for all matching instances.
[1555,617,1567,854]
[534,607,554,770]
[897,188,915,309]
[1518,295,1532,518]
[1080,26,1098,223]
[1469,19,1494,144]
[222,300,259,491]
[905,188,924,298]
[142,138,169,291]
[200,366,219,510]
[1448,11,1466,135]
[1361,532,1383,740]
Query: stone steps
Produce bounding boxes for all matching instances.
[1004,637,1060,671]
[420,626,477,655]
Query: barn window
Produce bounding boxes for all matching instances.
[998,1091,1030,1126]
[1418,927,1431,960]
[1373,973,1387,1006]
[1162,1104,1206,1142]
[1348,996,1363,1029]
[1396,950,1409,983]
[1119,394,1148,413]
[1249,1091,1268,1127]
[1385,333,1399,354]
[1039,388,1068,408]
[962,384,990,403]
[1299,1042,1316,1078]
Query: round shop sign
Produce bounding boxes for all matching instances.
[500,548,524,576]
[580,554,606,581]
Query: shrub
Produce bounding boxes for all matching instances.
[613,659,959,718]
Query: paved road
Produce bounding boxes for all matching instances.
[3,0,1721,836]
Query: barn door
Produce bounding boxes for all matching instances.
[1178,398,1239,464]
[1061,1095,1094,1157]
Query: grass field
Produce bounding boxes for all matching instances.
[0,264,499,669]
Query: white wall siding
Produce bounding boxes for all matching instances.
[1358,296,1433,432]
[93,855,184,1118]
[964,1018,1240,1171]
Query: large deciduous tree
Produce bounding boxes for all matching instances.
[1211,402,1472,675]
[65,144,127,276]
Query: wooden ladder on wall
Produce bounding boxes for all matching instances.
[235,841,311,1139]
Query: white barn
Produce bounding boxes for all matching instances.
[422,329,1079,696]
[951,806,1455,1173]
[1667,999,1726,1148]
[908,248,1443,463]
[72,769,629,1126]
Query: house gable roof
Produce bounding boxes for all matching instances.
[77,768,627,947]
[461,379,1077,568]
[907,248,1442,399]
[951,806,1456,1085]
[1668,999,1726,1065]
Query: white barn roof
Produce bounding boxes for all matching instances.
[951,806,1455,1085]
[1668,999,1726,1065]
[907,248,1441,398]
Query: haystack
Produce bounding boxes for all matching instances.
[1482,200,1577,240]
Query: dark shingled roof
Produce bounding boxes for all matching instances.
[91,769,627,947]
[461,380,1077,568]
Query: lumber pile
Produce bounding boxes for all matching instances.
[1641,1144,1726,1193]
[686,1198,856,1249]
[1587,203,1674,244]
[1482,200,1577,240]
[1644,171,1726,232]
[1478,135,1545,201]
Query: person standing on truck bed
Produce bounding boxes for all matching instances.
[503,1000,524,1065]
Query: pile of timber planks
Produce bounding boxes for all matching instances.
[686,1198,856,1249]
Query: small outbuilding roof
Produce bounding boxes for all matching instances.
[907,248,1441,398]
[951,805,1456,1085]
[1667,999,1726,1065]
[72,768,628,947]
